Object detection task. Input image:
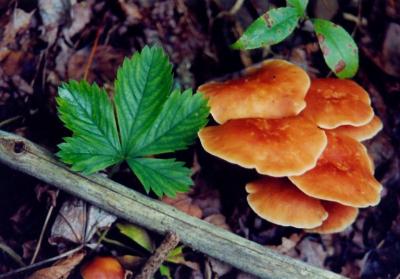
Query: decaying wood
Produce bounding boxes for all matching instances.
[0,130,345,279]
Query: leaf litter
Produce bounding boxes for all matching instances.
[0,1,399,278]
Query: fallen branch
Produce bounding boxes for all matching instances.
[0,130,344,279]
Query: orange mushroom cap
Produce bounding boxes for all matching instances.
[301,78,374,129]
[246,177,328,229]
[198,116,327,176]
[81,256,125,279]
[289,132,382,207]
[307,201,358,234]
[330,116,383,141]
[198,59,310,124]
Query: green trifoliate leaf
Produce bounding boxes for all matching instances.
[131,89,209,156]
[312,18,359,78]
[114,45,173,155]
[127,158,192,197]
[286,0,308,17]
[57,81,123,173]
[231,7,299,50]
[57,46,209,197]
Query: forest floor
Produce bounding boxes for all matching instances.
[0,0,400,278]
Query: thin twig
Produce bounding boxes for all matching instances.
[0,116,22,128]
[30,190,60,264]
[0,245,83,279]
[93,227,111,250]
[214,0,243,19]
[351,0,363,36]
[135,232,180,279]
[229,0,245,15]
[0,242,25,267]
[83,25,103,81]
[96,232,144,255]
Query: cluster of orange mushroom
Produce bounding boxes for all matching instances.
[198,60,383,234]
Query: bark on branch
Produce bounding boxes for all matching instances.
[135,231,180,279]
[0,130,344,279]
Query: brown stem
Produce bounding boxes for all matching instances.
[135,232,180,279]
[83,25,103,81]
[30,190,59,264]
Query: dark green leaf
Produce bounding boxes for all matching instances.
[127,158,192,197]
[131,89,209,156]
[57,136,123,174]
[114,45,173,155]
[286,0,308,17]
[312,18,359,78]
[231,7,299,50]
[57,46,209,197]
[57,81,123,173]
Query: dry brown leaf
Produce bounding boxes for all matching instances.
[312,0,338,20]
[269,234,302,255]
[10,203,32,228]
[34,184,58,206]
[296,237,327,268]
[117,255,144,270]
[361,23,400,78]
[162,193,203,218]
[381,23,400,77]
[203,214,230,231]
[0,8,34,61]
[118,0,143,25]
[22,240,37,259]
[191,180,221,218]
[49,198,117,245]
[341,260,362,279]
[208,257,232,277]
[2,9,34,44]
[67,46,125,84]
[38,0,72,45]
[63,1,92,39]
[27,251,85,279]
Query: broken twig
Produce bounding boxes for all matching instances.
[135,232,180,279]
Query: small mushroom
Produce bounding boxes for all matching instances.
[330,116,383,141]
[246,177,328,229]
[198,116,327,176]
[307,201,358,234]
[81,256,125,279]
[198,59,310,124]
[289,132,382,207]
[301,78,374,129]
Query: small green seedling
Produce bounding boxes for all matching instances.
[57,45,209,197]
[231,0,359,78]
[116,222,189,279]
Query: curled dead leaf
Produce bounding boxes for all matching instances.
[27,251,85,279]
[50,198,117,245]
